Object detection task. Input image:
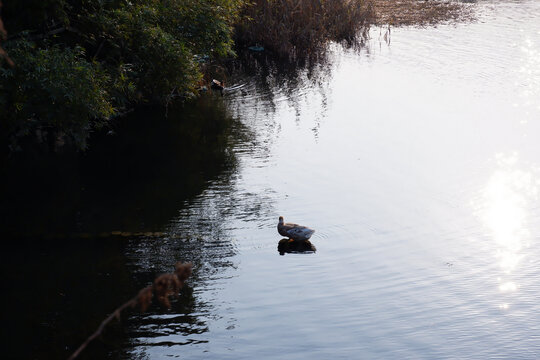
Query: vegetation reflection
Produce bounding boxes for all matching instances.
[0,95,246,237]
[1,96,249,359]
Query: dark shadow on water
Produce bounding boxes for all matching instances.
[0,94,243,238]
[1,236,135,359]
[0,94,250,359]
[278,238,317,255]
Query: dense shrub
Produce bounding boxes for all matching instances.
[89,5,201,100]
[86,0,243,99]
[0,0,243,150]
[0,39,113,150]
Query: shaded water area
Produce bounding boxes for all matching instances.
[3,0,540,358]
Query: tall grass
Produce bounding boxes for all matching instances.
[235,0,374,59]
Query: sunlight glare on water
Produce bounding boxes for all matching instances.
[473,152,540,308]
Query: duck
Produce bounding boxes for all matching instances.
[210,79,224,96]
[277,216,315,241]
[211,79,224,90]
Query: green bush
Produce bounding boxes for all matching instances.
[0,39,114,149]
[90,4,201,101]
[0,0,243,151]
[156,0,243,58]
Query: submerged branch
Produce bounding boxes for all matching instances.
[67,262,192,360]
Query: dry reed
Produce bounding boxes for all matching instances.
[235,0,374,59]
[67,262,192,360]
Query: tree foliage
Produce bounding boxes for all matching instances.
[0,0,243,150]
[1,39,113,150]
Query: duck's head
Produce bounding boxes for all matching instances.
[278,216,284,224]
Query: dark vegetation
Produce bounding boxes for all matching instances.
[0,0,375,152]
[0,0,243,151]
[0,97,243,238]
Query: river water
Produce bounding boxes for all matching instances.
[3,0,540,359]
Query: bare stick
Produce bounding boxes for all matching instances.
[67,296,140,360]
[67,262,192,360]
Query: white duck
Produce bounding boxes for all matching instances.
[277,216,315,241]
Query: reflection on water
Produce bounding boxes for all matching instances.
[225,49,334,140]
[277,239,317,255]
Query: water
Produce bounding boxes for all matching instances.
[3,0,540,358]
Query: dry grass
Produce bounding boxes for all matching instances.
[370,0,474,26]
[235,0,374,59]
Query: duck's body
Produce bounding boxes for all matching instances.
[277,216,315,241]
[210,79,224,96]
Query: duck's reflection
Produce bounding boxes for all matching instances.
[278,238,316,255]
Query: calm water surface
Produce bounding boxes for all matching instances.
[4,0,540,359]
